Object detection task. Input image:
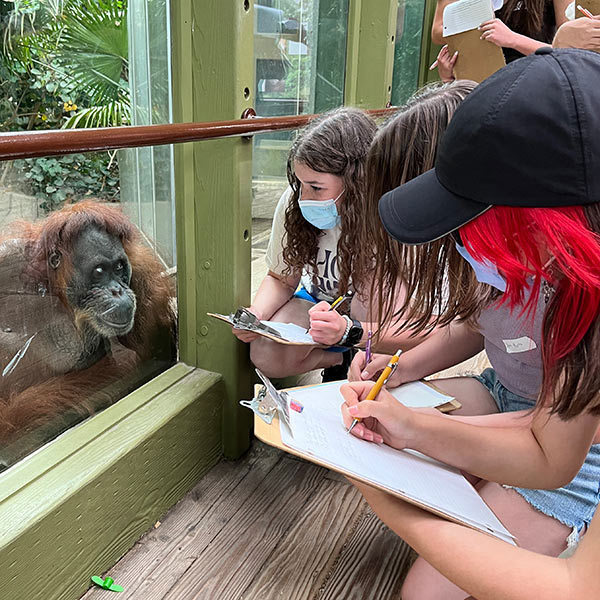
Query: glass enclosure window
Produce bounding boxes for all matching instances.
[122,0,176,269]
[391,0,427,106]
[252,0,349,294]
[0,1,175,470]
[0,157,176,472]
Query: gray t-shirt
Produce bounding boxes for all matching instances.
[477,285,547,400]
[265,187,341,302]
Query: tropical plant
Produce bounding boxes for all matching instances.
[58,0,130,128]
[1,0,130,130]
[14,151,120,212]
[0,0,129,210]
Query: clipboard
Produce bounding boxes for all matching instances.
[446,30,506,83]
[248,375,515,545]
[208,309,322,346]
[442,0,505,83]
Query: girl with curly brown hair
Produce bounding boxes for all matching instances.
[233,107,379,380]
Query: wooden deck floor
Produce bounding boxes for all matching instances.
[81,441,415,600]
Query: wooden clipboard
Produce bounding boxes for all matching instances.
[252,387,518,544]
[208,312,322,347]
[446,29,506,83]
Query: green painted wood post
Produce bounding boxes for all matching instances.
[344,0,398,108]
[171,0,254,459]
[418,0,442,86]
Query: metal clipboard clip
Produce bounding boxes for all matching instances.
[231,308,283,339]
[239,368,293,436]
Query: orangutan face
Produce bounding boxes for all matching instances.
[65,225,136,337]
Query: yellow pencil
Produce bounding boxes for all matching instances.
[329,290,353,312]
[347,349,402,434]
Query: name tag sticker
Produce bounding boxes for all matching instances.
[502,336,537,354]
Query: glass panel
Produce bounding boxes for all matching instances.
[252,0,349,295]
[391,0,427,107]
[122,0,176,268]
[0,1,176,469]
[0,157,176,471]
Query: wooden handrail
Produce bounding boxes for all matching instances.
[0,108,396,161]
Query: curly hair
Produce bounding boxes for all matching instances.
[354,81,477,333]
[281,107,377,296]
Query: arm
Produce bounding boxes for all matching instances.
[479,0,571,54]
[235,185,300,342]
[553,0,571,27]
[432,0,455,45]
[341,381,600,489]
[249,270,299,321]
[353,480,600,600]
[350,321,484,384]
[479,19,550,54]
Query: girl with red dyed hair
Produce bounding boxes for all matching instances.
[342,49,600,599]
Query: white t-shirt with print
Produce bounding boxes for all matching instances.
[265,187,341,303]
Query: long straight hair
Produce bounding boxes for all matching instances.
[356,81,478,330]
[282,108,377,295]
[497,0,549,39]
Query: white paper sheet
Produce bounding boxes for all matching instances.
[281,381,515,544]
[261,320,316,344]
[443,0,495,37]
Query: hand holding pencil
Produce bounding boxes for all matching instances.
[308,291,354,346]
[347,350,401,434]
[340,368,417,450]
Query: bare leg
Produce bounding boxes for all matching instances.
[400,483,571,600]
[249,298,342,378]
[425,376,499,417]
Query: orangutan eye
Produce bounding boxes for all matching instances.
[93,266,104,278]
[115,261,123,271]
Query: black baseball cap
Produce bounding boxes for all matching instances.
[379,48,600,245]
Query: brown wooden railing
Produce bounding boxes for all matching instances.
[0,108,397,161]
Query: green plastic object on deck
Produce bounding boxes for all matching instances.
[91,575,124,592]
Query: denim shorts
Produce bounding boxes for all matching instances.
[474,368,600,542]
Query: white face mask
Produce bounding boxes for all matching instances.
[298,189,344,230]
[455,242,507,292]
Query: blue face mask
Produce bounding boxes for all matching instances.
[298,190,344,230]
[455,242,507,292]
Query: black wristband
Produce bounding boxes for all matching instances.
[341,318,363,347]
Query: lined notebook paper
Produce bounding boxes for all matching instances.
[279,381,515,544]
[443,0,495,36]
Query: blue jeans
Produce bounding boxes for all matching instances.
[475,368,600,541]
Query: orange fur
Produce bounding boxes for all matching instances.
[0,201,176,447]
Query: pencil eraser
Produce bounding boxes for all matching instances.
[290,401,303,413]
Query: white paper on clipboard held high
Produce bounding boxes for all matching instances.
[443,0,495,37]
